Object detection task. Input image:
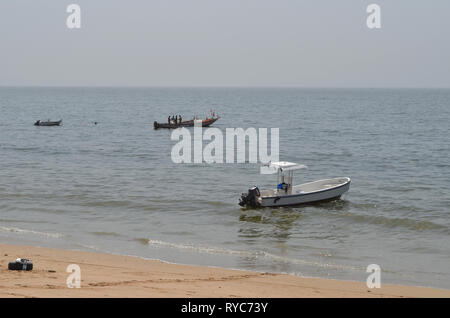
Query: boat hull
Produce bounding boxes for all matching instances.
[34,120,62,126]
[260,178,350,207]
[154,117,219,129]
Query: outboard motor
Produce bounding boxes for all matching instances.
[239,186,261,208]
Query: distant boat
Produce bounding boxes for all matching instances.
[154,115,220,129]
[34,120,62,126]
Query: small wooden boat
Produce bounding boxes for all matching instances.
[34,120,62,126]
[239,161,350,208]
[154,116,219,129]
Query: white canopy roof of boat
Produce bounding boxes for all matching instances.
[262,161,307,173]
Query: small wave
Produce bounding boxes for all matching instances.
[137,238,151,245]
[0,218,51,224]
[260,251,363,272]
[118,199,233,212]
[136,238,252,256]
[90,231,120,237]
[2,146,41,152]
[0,226,63,238]
[196,200,234,208]
[75,243,104,252]
[339,212,448,233]
[137,238,362,272]
[83,200,134,208]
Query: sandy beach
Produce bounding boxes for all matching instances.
[0,244,449,298]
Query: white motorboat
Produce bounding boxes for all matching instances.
[238,161,350,208]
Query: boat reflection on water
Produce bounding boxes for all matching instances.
[238,199,351,243]
[238,208,302,242]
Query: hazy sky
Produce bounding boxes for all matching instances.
[1,0,449,87]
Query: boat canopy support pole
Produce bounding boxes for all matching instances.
[277,169,294,195]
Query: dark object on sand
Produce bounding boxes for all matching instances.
[8,258,33,271]
[34,120,62,126]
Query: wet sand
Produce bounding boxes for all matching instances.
[1,244,449,298]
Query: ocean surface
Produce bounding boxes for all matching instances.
[0,87,449,289]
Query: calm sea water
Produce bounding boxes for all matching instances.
[0,87,449,289]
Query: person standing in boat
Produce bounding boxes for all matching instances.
[168,115,171,124]
[179,115,182,123]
